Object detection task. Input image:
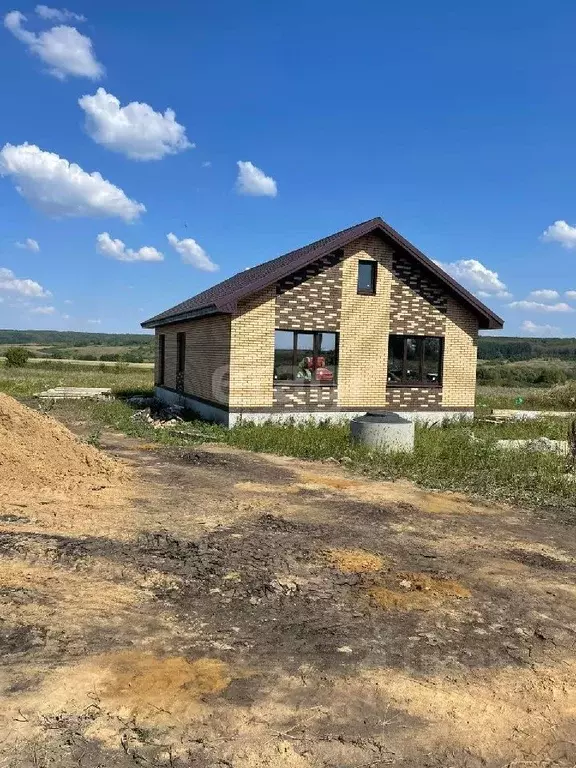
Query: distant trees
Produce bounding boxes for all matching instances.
[478,337,576,361]
[5,347,31,367]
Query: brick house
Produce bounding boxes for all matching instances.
[141,217,503,426]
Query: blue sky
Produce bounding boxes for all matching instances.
[1,0,576,336]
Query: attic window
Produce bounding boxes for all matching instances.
[357,260,377,295]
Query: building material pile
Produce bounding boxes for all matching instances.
[0,393,127,497]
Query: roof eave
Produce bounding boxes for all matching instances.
[141,304,221,329]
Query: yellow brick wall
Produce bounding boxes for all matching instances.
[156,314,231,404]
[442,297,479,407]
[229,286,276,408]
[338,234,394,407]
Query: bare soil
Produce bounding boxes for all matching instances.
[1,417,576,766]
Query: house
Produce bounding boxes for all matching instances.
[141,217,503,426]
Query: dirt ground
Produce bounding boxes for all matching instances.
[1,420,576,767]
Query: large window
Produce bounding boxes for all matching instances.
[274,330,338,384]
[357,260,377,294]
[387,335,443,385]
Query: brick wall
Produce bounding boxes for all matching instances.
[338,234,393,408]
[156,315,231,404]
[389,253,447,335]
[442,297,479,407]
[229,287,276,408]
[385,386,443,410]
[273,385,337,410]
[276,251,342,330]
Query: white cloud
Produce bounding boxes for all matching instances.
[16,237,40,252]
[30,304,55,314]
[201,160,212,168]
[527,289,559,301]
[87,318,101,324]
[436,258,510,298]
[167,232,219,272]
[0,143,145,221]
[63,298,73,304]
[78,89,192,161]
[0,267,50,297]
[520,320,560,336]
[508,300,574,313]
[35,5,85,22]
[235,161,277,197]
[96,232,164,262]
[541,220,576,250]
[4,11,103,80]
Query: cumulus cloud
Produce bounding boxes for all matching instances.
[435,258,510,298]
[235,161,277,197]
[527,289,559,301]
[35,5,85,22]
[30,304,56,314]
[96,232,164,262]
[0,143,145,221]
[16,237,40,252]
[520,320,560,336]
[565,291,576,300]
[4,10,103,79]
[167,232,218,272]
[79,89,192,161]
[0,267,50,297]
[541,220,576,250]
[508,300,573,313]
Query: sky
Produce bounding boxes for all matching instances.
[1,1,576,336]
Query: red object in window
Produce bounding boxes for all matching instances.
[315,366,333,382]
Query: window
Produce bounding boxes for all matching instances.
[387,335,443,385]
[357,260,377,295]
[157,334,165,386]
[176,332,186,374]
[274,330,338,384]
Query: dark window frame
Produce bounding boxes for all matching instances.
[274,329,339,386]
[176,331,186,375]
[157,333,165,386]
[387,334,444,387]
[357,259,377,295]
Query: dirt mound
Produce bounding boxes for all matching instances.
[0,393,127,496]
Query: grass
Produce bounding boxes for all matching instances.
[3,362,575,514]
[477,382,576,412]
[0,360,153,397]
[39,396,576,515]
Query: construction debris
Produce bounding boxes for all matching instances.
[129,399,185,429]
[36,386,112,400]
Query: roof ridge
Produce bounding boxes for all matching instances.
[142,217,503,330]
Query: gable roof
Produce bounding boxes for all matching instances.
[141,217,504,330]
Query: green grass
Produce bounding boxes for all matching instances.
[3,362,575,514]
[41,397,576,515]
[0,360,153,397]
[477,382,576,411]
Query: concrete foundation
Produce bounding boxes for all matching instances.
[155,387,473,428]
[350,412,415,452]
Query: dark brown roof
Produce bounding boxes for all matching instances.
[141,217,504,330]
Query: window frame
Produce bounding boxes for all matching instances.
[157,333,165,386]
[357,259,377,295]
[274,329,339,386]
[387,334,444,387]
[176,331,186,375]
